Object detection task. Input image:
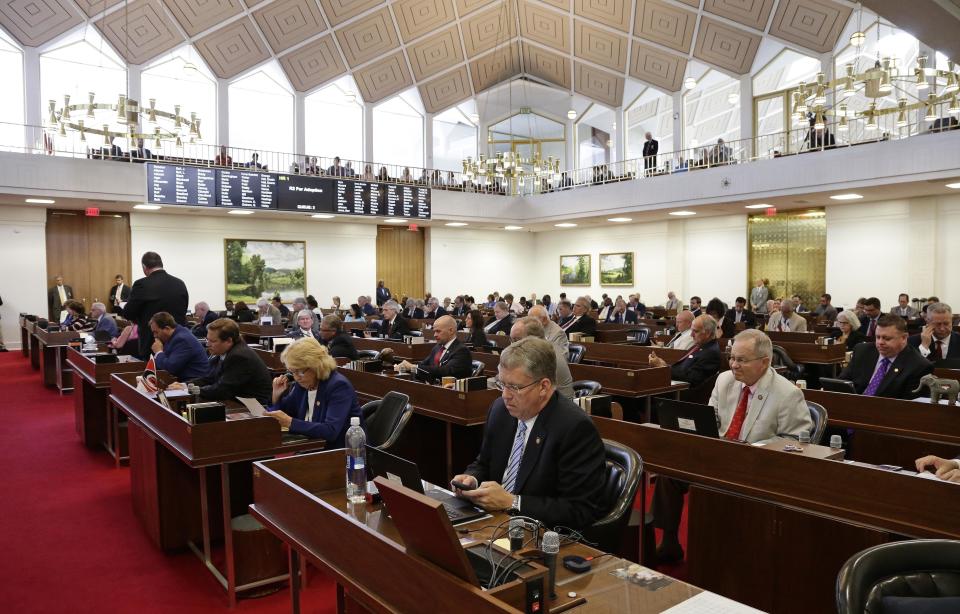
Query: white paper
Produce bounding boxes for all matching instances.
[237,396,268,417]
[260,317,273,325]
[677,417,696,431]
[157,388,191,398]
[660,591,767,613]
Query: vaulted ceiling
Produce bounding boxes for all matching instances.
[0,0,862,113]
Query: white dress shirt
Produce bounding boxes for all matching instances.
[918,335,951,359]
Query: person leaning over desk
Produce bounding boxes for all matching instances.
[149,311,210,381]
[266,338,362,448]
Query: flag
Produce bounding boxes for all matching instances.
[142,355,158,393]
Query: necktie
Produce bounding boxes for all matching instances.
[867,319,877,337]
[433,346,444,365]
[725,386,751,441]
[931,340,943,362]
[501,420,528,493]
[678,344,700,362]
[667,332,681,347]
[863,358,891,396]
[777,319,784,332]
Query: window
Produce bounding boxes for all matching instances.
[229,63,294,169]
[684,69,740,164]
[752,50,820,156]
[305,76,362,167]
[142,48,217,160]
[0,31,23,152]
[576,105,615,170]
[433,105,477,172]
[626,89,673,162]
[373,92,424,174]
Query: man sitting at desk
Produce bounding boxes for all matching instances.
[397,315,471,379]
[377,300,411,339]
[839,314,933,399]
[191,301,217,338]
[725,297,756,329]
[183,318,272,405]
[484,301,514,335]
[665,310,696,350]
[318,314,358,360]
[89,302,118,338]
[149,312,210,381]
[558,297,597,337]
[288,310,321,341]
[451,337,606,530]
[652,329,813,562]
[510,317,574,399]
[908,302,959,361]
[765,298,807,332]
[266,338,362,448]
[915,454,960,483]
[648,315,722,388]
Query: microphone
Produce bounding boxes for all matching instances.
[541,530,560,600]
[508,517,524,552]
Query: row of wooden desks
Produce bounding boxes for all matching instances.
[593,418,960,614]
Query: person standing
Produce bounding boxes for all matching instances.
[47,275,74,322]
[750,278,769,314]
[376,280,391,307]
[642,132,658,175]
[122,252,189,360]
[107,274,130,314]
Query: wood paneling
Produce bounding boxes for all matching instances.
[46,210,131,311]
[376,225,424,300]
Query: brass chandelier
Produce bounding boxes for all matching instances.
[462,150,561,192]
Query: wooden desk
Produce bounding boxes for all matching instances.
[33,328,81,392]
[765,331,825,345]
[19,316,33,357]
[580,341,688,368]
[250,450,726,614]
[776,341,847,376]
[253,348,287,374]
[592,418,960,613]
[109,372,326,606]
[351,337,436,361]
[238,323,286,344]
[67,348,143,465]
[29,324,41,370]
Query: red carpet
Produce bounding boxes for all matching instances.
[0,351,337,613]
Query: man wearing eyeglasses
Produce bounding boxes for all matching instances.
[450,337,606,530]
[648,315,722,388]
[652,328,812,563]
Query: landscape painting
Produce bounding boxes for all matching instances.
[225,239,306,303]
[560,254,591,286]
[599,252,634,286]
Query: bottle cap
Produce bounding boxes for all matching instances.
[351,417,360,426]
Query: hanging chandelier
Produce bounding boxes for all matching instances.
[462,150,561,192]
[46,93,202,149]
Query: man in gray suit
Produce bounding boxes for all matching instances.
[510,317,574,399]
[750,278,769,314]
[890,293,918,319]
[528,305,568,356]
[652,329,812,562]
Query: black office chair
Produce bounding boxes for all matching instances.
[572,380,602,398]
[568,344,586,364]
[626,327,650,345]
[771,344,803,381]
[360,391,413,451]
[581,439,643,554]
[471,360,485,377]
[356,349,379,360]
[680,371,720,405]
[407,330,423,337]
[837,540,960,614]
[806,400,828,444]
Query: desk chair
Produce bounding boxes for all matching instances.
[470,360,485,377]
[572,380,602,398]
[356,349,379,359]
[360,391,413,451]
[837,540,960,614]
[806,400,828,444]
[581,439,642,554]
[626,327,650,345]
[680,371,720,405]
[772,344,803,381]
[568,344,586,364]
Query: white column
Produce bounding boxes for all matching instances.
[362,102,374,163]
[739,74,753,161]
[217,78,229,147]
[126,65,142,148]
[294,91,305,158]
[672,91,684,166]
[23,46,42,152]
[423,111,433,169]
[613,106,624,164]
[565,117,576,174]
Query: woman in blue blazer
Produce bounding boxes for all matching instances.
[266,338,362,448]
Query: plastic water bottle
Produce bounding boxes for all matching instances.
[345,417,367,504]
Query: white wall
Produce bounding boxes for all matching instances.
[0,206,47,348]
[129,213,377,310]
[426,226,534,300]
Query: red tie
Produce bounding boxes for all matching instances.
[931,340,943,362]
[777,319,784,332]
[867,319,876,337]
[678,344,700,362]
[725,386,751,441]
[434,346,444,365]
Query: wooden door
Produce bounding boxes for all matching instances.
[376,224,424,300]
[46,210,131,311]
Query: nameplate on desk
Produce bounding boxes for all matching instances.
[454,376,488,392]
[577,394,612,417]
[349,359,382,372]
[402,335,425,344]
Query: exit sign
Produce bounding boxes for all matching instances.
[85,207,100,216]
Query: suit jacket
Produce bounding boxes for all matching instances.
[690,308,702,318]
[670,340,722,388]
[605,310,637,324]
[464,393,606,530]
[838,343,933,399]
[122,270,189,359]
[725,308,757,329]
[890,305,919,319]
[417,338,472,379]
[642,139,659,157]
[843,329,868,351]
[48,284,74,320]
[908,331,960,361]
[451,304,469,317]
[485,315,514,336]
[269,372,362,448]
[765,311,808,332]
[559,314,596,337]
[154,325,210,381]
[362,303,378,316]
[858,315,880,337]
[750,286,769,313]
[376,287,391,306]
[191,311,218,338]
[380,316,411,340]
[107,283,131,306]
[323,332,358,360]
[93,315,119,338]
[666,329,695,351]
[287,328,322,342]
[404,308,425,320]
[710,368,813,443]
[193,342,273,405]
[814,304,838,322]
[543,320,570,356]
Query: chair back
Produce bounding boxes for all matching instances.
[471,360,485,377]
[680,371,720,405]
[837,540,960,614]
[568,343,586,364]
[356,349,379,360]
[771,344,802,380]
[581,439,643,553]
[626,327,650,345]
[360,391,413,450]
[806,400,828,444]
[572,380,602,398]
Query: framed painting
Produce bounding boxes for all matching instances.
[560,254,591,286]
[224,239,306,303]
[599,252,634,286]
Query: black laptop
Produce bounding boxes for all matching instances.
[367,446,486,525]
[655,398,721,438]
[820,377,858,394]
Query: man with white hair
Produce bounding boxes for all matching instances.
[664,310,696,350]
[378,300,411,339]
[652,328,813,562]
[89,302,118,338]
[256,297,282,324]
[908,302,960,361]
[765,298,807,332]
[528,305,568,355]
[665,291,680,312]
[191,301,217,338]
[291,297,319,332]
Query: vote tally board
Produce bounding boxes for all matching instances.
[146,163,431,219]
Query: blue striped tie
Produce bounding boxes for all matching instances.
[501,420,527,494]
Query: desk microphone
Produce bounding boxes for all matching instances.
[541,530,560,599]
[508,517,524,552]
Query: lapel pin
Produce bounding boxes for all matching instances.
[757,394,764,401]
[893,368,899,373]
[535,437,542,445]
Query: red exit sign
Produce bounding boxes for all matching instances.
[85,207,100,216]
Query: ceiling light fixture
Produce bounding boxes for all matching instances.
[727,92,738,105]
[384,218,407,223]
[445,222,468,227]
[945,182,960,189]
[669,211,696,216]
[469,112,480,123]
[228,209,254,215]
[607,217,632,222]
[26,198,55,204]
[504,225,524,230]
[829,193,863,200]
[311,214,335,219]
[133,204,161,210]
[684,77,696,90]
[555,222,577,228]
[744,204,771,209]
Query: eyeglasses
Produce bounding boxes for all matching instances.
[493,377,539,394]
[729,355,763,365]
[291,369,310,377]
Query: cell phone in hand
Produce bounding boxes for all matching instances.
[451,480,476,491]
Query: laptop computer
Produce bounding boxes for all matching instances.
[367,446,486,525]
[655,398,721,438]
[820,377,858,394]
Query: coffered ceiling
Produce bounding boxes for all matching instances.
[0,0,861,112]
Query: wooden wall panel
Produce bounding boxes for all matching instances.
[376,225,425,301]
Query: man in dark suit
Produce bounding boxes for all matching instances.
[908,302,960,362]
[689,296,702,317]
[484,302,514,335]
[185,318,273,405]
[122,251,189,360]
[839,314,933,399]
[48,275,74,321]
[451,337,606,530]
[642,132,658,174]
[129,138,152,161]
[318,314,358,360]
[398,316,471,380]
[376,281,391,307]
[558,297,596,337]
[377,300,411,340]
[858,297,882,337]
[149,311,210,381]
[88,302,119,338]
[423,297,446,319]
[107,274,130,314]
[190,302,218,338]
[649,315,722,388]
[402,298,425,320]
[451,296,469,317]
[725,297,757,329]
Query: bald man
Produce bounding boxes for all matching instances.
[399,315,473,379]
[511,317,574,399]
[528,304,569,356]
[665,310,696,350]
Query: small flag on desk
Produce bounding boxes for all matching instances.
[142,355,158,393]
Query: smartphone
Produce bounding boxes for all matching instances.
[450,480,476,492]
[284,372,295,383]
